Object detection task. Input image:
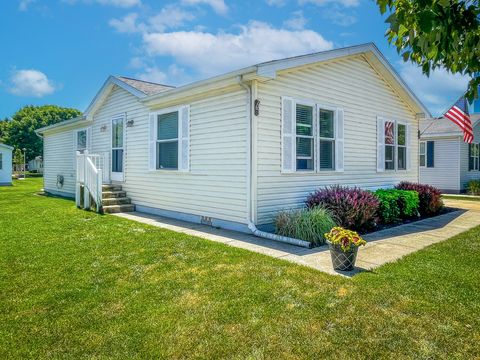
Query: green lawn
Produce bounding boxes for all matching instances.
[1,179,480,359]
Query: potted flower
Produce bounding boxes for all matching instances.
[324,227,366,271]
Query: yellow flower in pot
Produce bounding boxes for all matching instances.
[324,227,366,271]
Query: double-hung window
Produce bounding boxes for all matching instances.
[419,141,434,168]
[378,118,409,172]
[469,143,480,171]
[76,129,88,154]
[149,105,190,172]
[295,104,314,171]
[319,109,335,171]
[157,111,179,170]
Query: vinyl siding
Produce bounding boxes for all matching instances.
[90,85,248,224]
[43,130,76,196]
[419,138,461,192]
[255,55,419,225]
[460,122,480,189]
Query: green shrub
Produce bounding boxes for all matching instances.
[374,189,419,224]
[466,180,480,195]
[275,207,337,246]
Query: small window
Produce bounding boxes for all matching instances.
[319,109,335,171]
[157,111,178,169]
[295,104,314,171]
[76,129,87,154]
[397,123,406,170]
[419,142,426,167]
[112,118,124,173]
[469,143,480,171]
[0,153,2,170]
[384,121,395,170]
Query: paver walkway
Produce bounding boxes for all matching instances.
[115,199,480,277]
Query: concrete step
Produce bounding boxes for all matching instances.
[102,191,126,199]
[102,204,135,214]
[102,184,123,192]
[102,197,131,206]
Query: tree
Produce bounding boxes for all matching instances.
[3,105,81,161]
[377,0,480,100]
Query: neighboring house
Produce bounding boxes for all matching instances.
[0,143,13,186]
[36,43,429,235]
[419,115,480,193]
[28,156,44,173]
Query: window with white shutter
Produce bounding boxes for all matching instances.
[377,117,411,172]
[148,105,190,172]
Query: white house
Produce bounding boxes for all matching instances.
[419,115,480,193]
[0,143,13,186]
[28,156,43,173]
[36,43,429,237]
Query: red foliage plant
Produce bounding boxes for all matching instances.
[395,182,444,216]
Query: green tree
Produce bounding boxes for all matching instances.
[3,105,81,161]
[377,0,480,100]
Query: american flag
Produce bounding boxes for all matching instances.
[385,121,394,144]
[444,96,474,143]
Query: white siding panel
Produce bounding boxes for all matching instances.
[0,147,12,185]
[460,123,480,189]
[43,130,76,196]
[90,86,248,224]
[255,55,419,225]
[419,138,461,192]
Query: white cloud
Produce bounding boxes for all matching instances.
[136,66,168,84]
[284,11,307,30]
[109,12,139,33]
[18,0,35,11]
[398,62,469,116]
[8,69,57,97]
[181,0,228,15]
[109,7,195,33]
[142,21,333,77]
[299,0,359,7]
[62,0,140,8]
[322,6,356,26]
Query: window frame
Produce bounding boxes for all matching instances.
[75,128,89,154]
[419,141,426,168]
[154,106,181,171]
[383,119,408,172]
[290,99,341,173]
[294,101,316,172]
[469,143,480,172]
[317,104,337,172]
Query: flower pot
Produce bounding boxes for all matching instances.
[326,241,359,271]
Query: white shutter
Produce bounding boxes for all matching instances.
[406,123,412,171]
[377,117,385,172]
[178,105,190,172]
[335,108,344,172]
[149,113,157,170]
[281,97,295,173]
[87,127,92,152]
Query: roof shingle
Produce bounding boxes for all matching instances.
[116,76,174,96]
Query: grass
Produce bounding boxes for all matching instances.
[443,194,480,202]
[1,178,480,359]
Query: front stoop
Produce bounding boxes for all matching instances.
[101,184,135,214]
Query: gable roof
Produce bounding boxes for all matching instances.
[0,143,14,151]
[141,42,431,118]
[116,77,173,96]
[420,114,480,138]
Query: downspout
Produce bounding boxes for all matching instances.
[237,76,311,248]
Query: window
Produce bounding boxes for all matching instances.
[295,104,314,171]
[469,143,480,171]
[420,141,434,168]
[76,129,87,154]
[156,111,178,170]
[0,153,2,170]
[383,120,408,171]
[319,109,335,171]
[112,118,124,173]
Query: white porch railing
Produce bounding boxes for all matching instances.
[76,150,109,212]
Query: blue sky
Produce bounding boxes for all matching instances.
[0,0,469,119]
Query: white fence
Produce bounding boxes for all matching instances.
[76,151,109,212]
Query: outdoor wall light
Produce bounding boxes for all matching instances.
[254,99,260,116]
[100,125,108,132]
[126,119,135,127]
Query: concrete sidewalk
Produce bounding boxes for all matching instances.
[115,199,480,277]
